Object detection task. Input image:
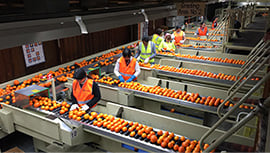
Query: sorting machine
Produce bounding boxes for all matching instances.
[0,41,265,152]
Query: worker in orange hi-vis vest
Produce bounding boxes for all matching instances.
[114,48,141,82]
[70,68,101,111]
[172,25,186,45]
[211,17,218,30]
[195,22,209,37]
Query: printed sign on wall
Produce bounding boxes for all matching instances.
[177,2,205,16]
[22,42,45,67]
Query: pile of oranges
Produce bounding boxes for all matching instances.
[157,51,246,65]
[186,37,220,42]
[68,108,87,121]
[139,63,259,82]
[185,31,224,36]
[0,42,137,98]
[94,76,120,85]
[30,96,70,113]
[118,82,228,107]
[117,82,254,109]
[71,110,213,152]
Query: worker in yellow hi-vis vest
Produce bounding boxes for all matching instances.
[151,28,164,49]
[135,36,156,64]
[158,33,175,52]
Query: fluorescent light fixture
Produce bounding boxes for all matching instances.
[75,16,88,34]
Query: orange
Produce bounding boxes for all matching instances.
[180,136,185,141]
[168,142,174,149]
[14,80,20,86]
[5,96,10,100]
[174,136,179,141]
[130,131,136,137]
[34,103,40,108]
[150,135,157,143]
[173,144,179,151]
[157,130,163,136]
[61,101,67,107]
[161,142,167,148]
[91,112,98,118]
[122,126,127,132]
[178,146,185,153]
[141,133,147,138]
[84,114,90,120]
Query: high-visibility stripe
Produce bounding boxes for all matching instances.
[120,72,133,77]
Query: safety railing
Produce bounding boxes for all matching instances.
[199,40,270,152]
[228,41,269,95]
[199,71,270,152]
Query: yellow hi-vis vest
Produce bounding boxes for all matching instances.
[152,34,163,48]
[158,40,175,51]
[139,42,155,64]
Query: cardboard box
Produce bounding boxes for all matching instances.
[4,147,24,153]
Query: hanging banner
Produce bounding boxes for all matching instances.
[177,2,205,16]
[22,42,45,67]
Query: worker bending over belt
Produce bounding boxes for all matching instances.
[135,36,156,64]
[195,22,208,37]
[172,25,186,45]
[114,48,141,82]
[70,68,101,111]
[159,33,175,52]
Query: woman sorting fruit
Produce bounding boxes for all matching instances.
[70,68,101,111]
[114,48,141,82]
[158,33,176,52]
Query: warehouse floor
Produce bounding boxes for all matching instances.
[229,16,267,55]
[0,132,35,152]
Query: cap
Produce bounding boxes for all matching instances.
[74,68,86,80]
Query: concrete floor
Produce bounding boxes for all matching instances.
[0,132,35,152]
[228,16,267,55]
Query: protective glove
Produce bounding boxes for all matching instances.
[144,57,150,64]
[126,75,136,83]
[118,75,125,82]
[81,104,89,111]
[70,104,79,111]
[136,56,141,61]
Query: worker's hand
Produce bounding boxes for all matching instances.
[70,104,79,111]
[126,75,136,83]
[81,104,89,111]
[136,56,140,62]
[144,57,150,64]
[118,75,125,82]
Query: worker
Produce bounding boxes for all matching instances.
[264,28,270,42]
[158,33,175,52]
[70,68,101,111]
[211,17,218,30]
[195,22,208,37]
[135,36,156,64]
[172,25,186,46]
[152,28,164,49]
[114,48,141,82]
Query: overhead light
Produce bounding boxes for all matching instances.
[75,16,88,34]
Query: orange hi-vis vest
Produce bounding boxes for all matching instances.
[198,27,208,36]
[73,79,94,107]
[119,56,137,81]
[174,31,184,44]
[212,21,217,29]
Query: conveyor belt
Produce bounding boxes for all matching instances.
[156,54,243,68]
[180,47,216,51]
[155,69,258,87]
[175,57,242,68]
[27,103,187,153]
[116,86,251,116]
